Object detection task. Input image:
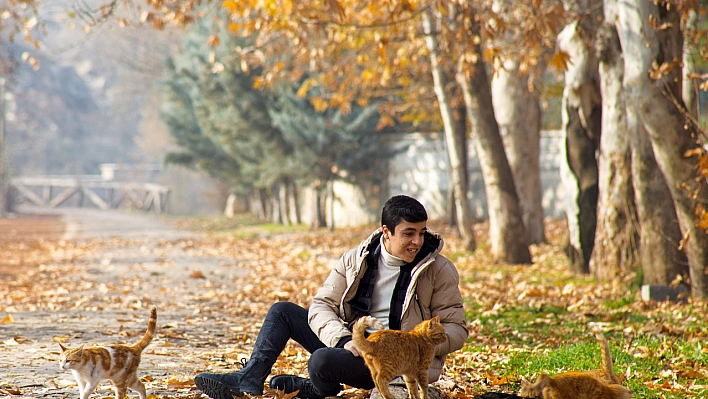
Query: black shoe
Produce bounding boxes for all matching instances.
[195,372,246,399]
[269,375,341,399]
[195,359,269,399]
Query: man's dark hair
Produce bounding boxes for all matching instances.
[381,195,428,233]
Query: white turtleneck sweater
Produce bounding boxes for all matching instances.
[368,235,406,330]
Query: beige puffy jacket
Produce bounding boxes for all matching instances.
[308,228,469,383]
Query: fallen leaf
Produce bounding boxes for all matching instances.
[1,314,14,323]
[189,270,205,279]
[0,386,22,395]
[166,374,195,389]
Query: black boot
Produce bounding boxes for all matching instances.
[195,358,271,399]
[269,375,342,399]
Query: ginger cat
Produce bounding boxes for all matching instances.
[59,306,157,399]
[519,322,631,399]
[353,315,448,399]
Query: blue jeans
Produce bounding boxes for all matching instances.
[253,302,375,393]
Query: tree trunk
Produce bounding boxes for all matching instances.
[557,15,602,274]
[491,59,546,244]
[250,188,266,220]
[0,79,6,218]
[627,110,688,285]
[618,0,708,297]
[309,184,327,229]
[422,7,476,252]
[327,179,335,231]
[279,180,291,225]
[224,192,237,218]
[455,5,531,264]
[261,188,271,220]
[290,180,301,224]
[591,16,639,280]
[682,10,698,119]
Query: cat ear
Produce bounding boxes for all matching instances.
[58,343,67,352]
[431,315,441,323]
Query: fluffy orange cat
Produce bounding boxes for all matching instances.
[59,306,157,399]
[353,315,448,399]
[519,322,631,399]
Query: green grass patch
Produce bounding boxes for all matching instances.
[604,294,635,310]
[485,323,708,399]
[165,213,308,237]
[468,305,580,346]
[504,339,603,378]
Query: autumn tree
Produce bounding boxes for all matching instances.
[590,3,641,281]
[421,6,477,252]
[65,0,569,263]
[450,4,532,263]
[614,0,708,297]
[20,0,708,295]
[137,0,562,263]
[561,0,698,296]
[161,11,392,225]
[591,0,688,286]
[487,1,564,245]
[554,1,603,274]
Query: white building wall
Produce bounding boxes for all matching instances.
[326,130,566,227]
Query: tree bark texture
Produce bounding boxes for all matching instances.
[0,79,5,218]
[455,6,531,264]
[270,184,282,224]
[224,192,237,218]
[558,18,602,274]
[290,180,301,224]
[591,15,639,280]
[491,59,546,245]
[682,10,698,119]
[627,110,688,285]
[422,7,476,252]
[278,181,291,225]
[309,185,326,229]
[250,188,267,220]
[618,1,708,297]
[328,180,335,231]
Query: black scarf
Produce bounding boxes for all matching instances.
[347,232,435,330]
[348,238,381,318]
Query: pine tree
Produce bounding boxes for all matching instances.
[160,10,393,217]
[160,56,250,192]
[267,85,391,188]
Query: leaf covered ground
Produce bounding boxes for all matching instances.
[0,211,706,399]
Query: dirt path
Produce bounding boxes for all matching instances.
[0,207,255,398]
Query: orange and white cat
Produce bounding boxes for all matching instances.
[519,322,631,399]
[353,315,448,399]
[59,306,157,399]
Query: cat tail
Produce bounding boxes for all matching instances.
[352,316,384,354]
[588,322,620,384]
[133,306,157,351]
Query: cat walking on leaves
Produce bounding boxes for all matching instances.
[353,315,448,399]
[59,306,157,399]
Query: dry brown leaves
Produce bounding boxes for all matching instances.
[1,217,706,398]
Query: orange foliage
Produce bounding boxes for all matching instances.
[97,0,568,129]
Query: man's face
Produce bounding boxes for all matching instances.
[382,220,427,263]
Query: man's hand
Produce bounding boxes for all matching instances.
[344,340,361,357]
